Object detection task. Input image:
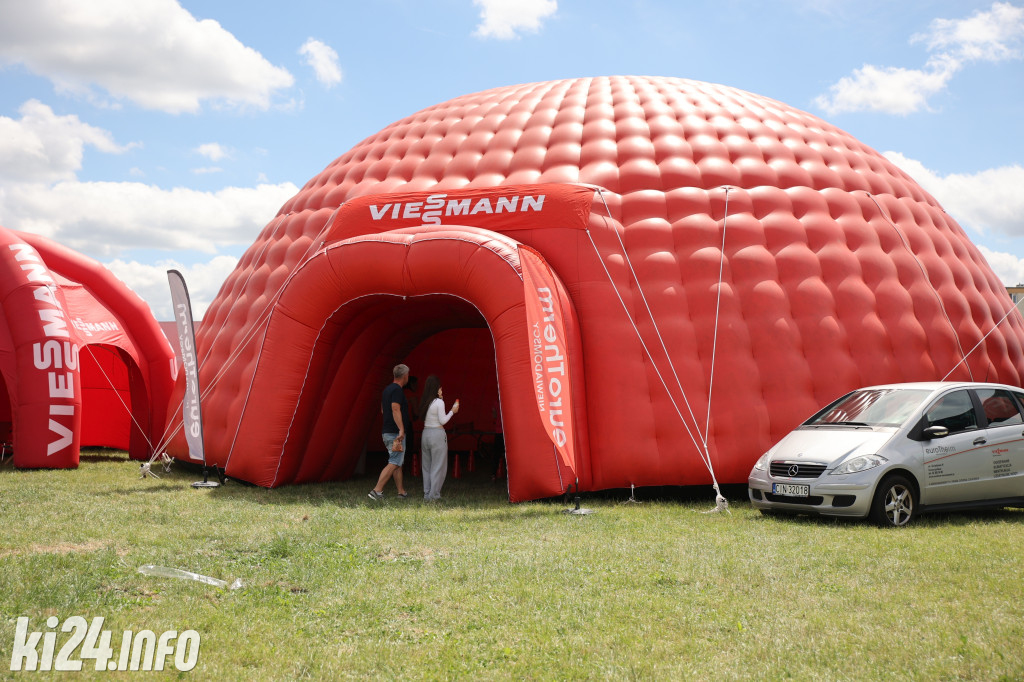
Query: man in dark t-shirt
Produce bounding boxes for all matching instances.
[369,363,411,500]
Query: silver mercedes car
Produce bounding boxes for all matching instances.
[747,382,1024,527]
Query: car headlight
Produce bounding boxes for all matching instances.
[829,454,887,475]
[752,452,770,471]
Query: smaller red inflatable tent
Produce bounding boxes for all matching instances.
[0,226,176,468]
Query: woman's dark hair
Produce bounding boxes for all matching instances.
[419,375,442,418]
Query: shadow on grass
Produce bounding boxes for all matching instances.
[80,453,131,463]
[22,450,1024,530]
[454,505,570,521]
[0,447,129,472]
[112,458,520,511]
[95,482,189,495]
[918,508,1024,526]
[755,506,1024,528]
[754,511,862,528]
[581,482,749,505]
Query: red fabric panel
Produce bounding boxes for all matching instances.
[79,345,131,449]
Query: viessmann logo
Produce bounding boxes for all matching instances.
[369,192,547,225]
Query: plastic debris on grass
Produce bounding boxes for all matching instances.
[139,564,243,590]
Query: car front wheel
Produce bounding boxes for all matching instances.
[870,475,916,527]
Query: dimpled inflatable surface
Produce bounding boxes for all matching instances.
[169,76,1024,501]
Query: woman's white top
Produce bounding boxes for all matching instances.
[423,397,454,428]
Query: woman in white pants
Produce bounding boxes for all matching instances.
[418,375,459,500]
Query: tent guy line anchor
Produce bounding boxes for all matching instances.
[702,484,731,515]
[139,452,174,479]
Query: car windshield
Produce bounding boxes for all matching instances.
[805,388,932,428]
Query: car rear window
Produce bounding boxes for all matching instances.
[977,388,1024,427]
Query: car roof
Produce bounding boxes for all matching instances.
[855,381,1024,393]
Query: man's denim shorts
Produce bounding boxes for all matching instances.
[382,433,405,467]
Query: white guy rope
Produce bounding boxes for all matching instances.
[80,344,154,453]
[942,302,1024,381]
[583,227,705,458]
[587,188,727,510]
[146,208,341,466]
[864,192,973,380]
[593,189,708,446]
[223,208,343,468]
[705,187,732,442]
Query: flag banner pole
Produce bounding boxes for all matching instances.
[167,270,220,488]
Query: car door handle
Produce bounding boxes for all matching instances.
[974,437,987,446]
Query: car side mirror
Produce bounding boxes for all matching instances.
[923,425,949,439]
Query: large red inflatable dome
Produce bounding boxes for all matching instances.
[168,76,1024,501]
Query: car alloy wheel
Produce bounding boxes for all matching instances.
[870,474,916,527]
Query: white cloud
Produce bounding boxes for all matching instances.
[0,98,299,319]
[914,1,1024,61]
[106,255,239,320]
[473,0,557,39]
[195,143,230,161]
[817,2,1024,115]
[0,0,294,114]
[814,60,957,115]
[884,151,1024,239]
[3,176,295,320]
[191,166,223,175]
[0,180,298,257]
[0,99,135,183]
[977,246,1024,287]
[299,39,342,88]
[0,178,296,258]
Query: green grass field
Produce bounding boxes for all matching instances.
[2,450,1023,680]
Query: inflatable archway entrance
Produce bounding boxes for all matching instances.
[213,226,588,501]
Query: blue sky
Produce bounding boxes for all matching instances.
[0,0,1021,319]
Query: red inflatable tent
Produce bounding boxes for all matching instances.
[164,76,1024,501]
[0,226,176,468]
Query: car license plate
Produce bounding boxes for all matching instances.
[772,483,810,497]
